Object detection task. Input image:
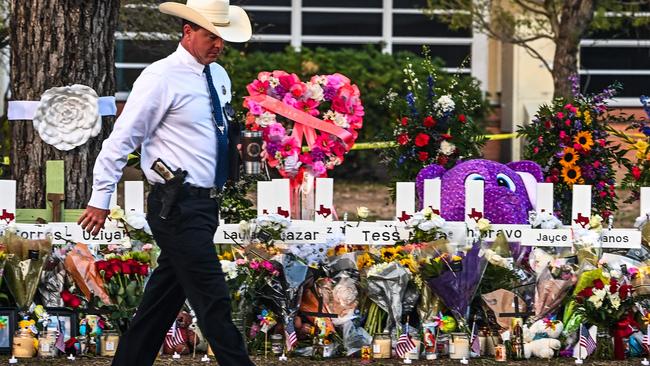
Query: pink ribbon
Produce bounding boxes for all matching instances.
[247,94,355,150]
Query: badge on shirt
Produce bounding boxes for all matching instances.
[223,102,235,123]
[221,85,227,95]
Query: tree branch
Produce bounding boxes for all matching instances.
[541,0,560,36]
[520,42,554,74]
[509,33,555,43]
[512,0,548,17]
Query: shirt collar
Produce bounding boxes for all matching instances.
[175,44,206,76]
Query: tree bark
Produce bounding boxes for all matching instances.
[552,0,595,99]
[10,0,119,209]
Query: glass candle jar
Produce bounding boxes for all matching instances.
[436,334,450,356]
[37,330,58,357]
[271,334,284,355]
[405,335,421,360]
[12,329,36,358]
[372,332,392,359]
[100,331,119,357]
[449,332,470,359]
[495,344,507,361]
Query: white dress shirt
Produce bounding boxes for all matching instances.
[88,44,231,210]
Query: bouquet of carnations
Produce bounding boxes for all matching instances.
[244,71,363,182]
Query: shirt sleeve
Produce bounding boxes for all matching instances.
[88,71,171,209]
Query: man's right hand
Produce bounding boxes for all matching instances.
[77,206,110,236]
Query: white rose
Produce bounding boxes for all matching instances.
[109,206,124,220]
[282,154,302,177]
[32,84,103,151]
[634,215,649,228]
[422,206,434,217]
[477,218,492,233]
[430,214,446,228]
[239,220,251,233]
[256,111,277,128]
[440,141,456,156]
[332,112,350,128]
[356,206,369,219]
[305,82,324,102]
[418,220,436,232]
[590,214,603,230]
[588,295,603,309]
[220,260,238,280]
[125,211,148,230]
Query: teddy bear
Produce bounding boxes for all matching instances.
[162,311,197,355]
[522,318,563,359]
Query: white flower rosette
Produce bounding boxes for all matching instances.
[32,84,102,151]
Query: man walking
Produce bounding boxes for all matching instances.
[78,1,255,365]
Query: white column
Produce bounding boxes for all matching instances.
[291,0,302,51]
[470,29,488,93]
[382,0,393,54]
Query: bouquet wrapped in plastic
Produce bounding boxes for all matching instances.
[64,243,111,305]
[426,241,487,330]
[1,231,52,310]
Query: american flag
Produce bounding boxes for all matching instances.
[470,326,481,356]
[395,328,417,358]
[285,320,298,352]
[579,325,596,356]
[164,322,186,350]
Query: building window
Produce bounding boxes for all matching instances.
[302,13,383,36]
[579,16,650,104]
[115,1,482,96]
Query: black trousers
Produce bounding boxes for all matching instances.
[111,188,255,366]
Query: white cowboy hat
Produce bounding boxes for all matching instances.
[160,0,252,43]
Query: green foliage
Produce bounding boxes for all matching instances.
[219,45,489,180]
[221,45,416,144]
[219,174,258,223]
[606,97,650,203]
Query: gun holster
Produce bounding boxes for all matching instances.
[157,169,187,220]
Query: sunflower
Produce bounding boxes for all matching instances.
[560,147,579,167]
[380,247,398,262]
[357,252,375,269]
[399,257,419,273]
[561,165,582,185]
[573,131,594,151]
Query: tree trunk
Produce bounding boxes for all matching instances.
[10,0,119,209]
[552,0,595,99]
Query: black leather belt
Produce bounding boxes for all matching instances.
[185,185,221,199]
[151,184,221,199]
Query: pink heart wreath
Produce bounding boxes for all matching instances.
[243,71,364,188]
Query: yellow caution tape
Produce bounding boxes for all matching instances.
[348,133,518,151]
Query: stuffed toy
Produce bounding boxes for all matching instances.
[163,311,197,355]
[523,318,563,359]
[416,159,543,224]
